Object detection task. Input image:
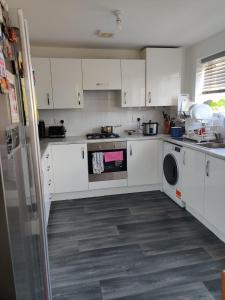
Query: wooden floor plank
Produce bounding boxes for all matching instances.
[48,191,224,299]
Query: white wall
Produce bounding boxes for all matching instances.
[31,46,140,59]
[33,46,165,136]
[184,30,225,100]
[39,91,164,136]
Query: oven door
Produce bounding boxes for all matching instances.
[87,142,127,182]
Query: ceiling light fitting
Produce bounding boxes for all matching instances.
[113,10,122,31]
[96,9,123,39]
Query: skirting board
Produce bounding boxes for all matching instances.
[186,204,225,243]
[52,183,162,201]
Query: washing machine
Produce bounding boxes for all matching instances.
[163,141,184,207]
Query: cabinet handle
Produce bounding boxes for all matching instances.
[124,92,127,105]
[46,153,49,159]
[78,92,81,106]
[96,82,103,86]
[130,145,132,156]
[47,93,50,106]
[48,179,52,186]
[148,91,151,104]
[47,166,50,171]
[183,151,186,165]
[206,160,210,177]
[81,148,85,159]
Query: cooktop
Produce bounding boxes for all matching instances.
[86,133,120,139]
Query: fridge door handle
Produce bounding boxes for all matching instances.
[130,144,132,156]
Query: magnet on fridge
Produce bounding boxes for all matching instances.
[0,76,9,94]
[0,48,6,77]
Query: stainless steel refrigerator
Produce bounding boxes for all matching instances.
[0,9,51,300]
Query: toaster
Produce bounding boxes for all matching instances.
[48,125,66,138]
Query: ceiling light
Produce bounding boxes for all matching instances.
[113,10,122,31]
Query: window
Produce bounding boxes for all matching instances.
[201,51,225,94]
[195,51,225,111]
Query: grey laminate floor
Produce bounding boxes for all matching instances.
[48,191,225,300]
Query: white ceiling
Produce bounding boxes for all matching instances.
[8,0,225,49]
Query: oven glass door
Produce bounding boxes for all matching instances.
[88,149,127,174]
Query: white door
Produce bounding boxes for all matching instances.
[82,59,121,90]
[205,155,225,236]
[32,58,53,109]
[145,48,183,106]
[182,148,205,216]
[51,144,88,193]
[127,140,160,186]
[121,60,145,107]
[51,58,83,109]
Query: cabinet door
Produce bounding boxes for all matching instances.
[205,155,225,236]
[41,150,51,226]
[51,144,88,193]
[121,60,145,107]
[32,58,53,109]
[82,59,121,90]
[51,58,83,109]
[127,140,160,186]
[182,148,205,216]
[145,48,182,106]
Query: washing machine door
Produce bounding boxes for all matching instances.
[163,154,178,185]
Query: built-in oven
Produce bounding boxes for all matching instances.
[87,141,127,182]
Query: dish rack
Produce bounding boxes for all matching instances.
[183,132,216,143]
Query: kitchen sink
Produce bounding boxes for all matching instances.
[198,142,225,149]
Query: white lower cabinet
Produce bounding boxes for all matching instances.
[205,155,225,237]
[127,140,160,186]
[182,148,205,216]
[182,147,225,241]
[41,147,53,227]
[51,144,88,193]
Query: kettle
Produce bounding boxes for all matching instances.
[142,121,159,136]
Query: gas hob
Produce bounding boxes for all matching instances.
[86,133,120,140]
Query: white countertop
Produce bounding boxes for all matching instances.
[40,134,225,161]
[163,136,225,161]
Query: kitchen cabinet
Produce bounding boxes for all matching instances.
[182,148,205,216]
[127,140,160,186]
[32,58,53,109]
[51,144,88,193]
[82,59,121,90]
[51,58,83,109]
[41,147,53,226]
[121,60,146,107]
[205,155,225,237]
[144,48,183,106]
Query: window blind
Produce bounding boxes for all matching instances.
[201,51,225,94]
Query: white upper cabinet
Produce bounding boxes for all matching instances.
[182,147,205,216]
[32,58,53,109]
[145,48,183,106]
[121,60,146,107]
[51,58,83,109]
[205,155,225,237]
[82,59,121,90]
[127,140,161,187]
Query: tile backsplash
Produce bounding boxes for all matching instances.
[39,91,165,136]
